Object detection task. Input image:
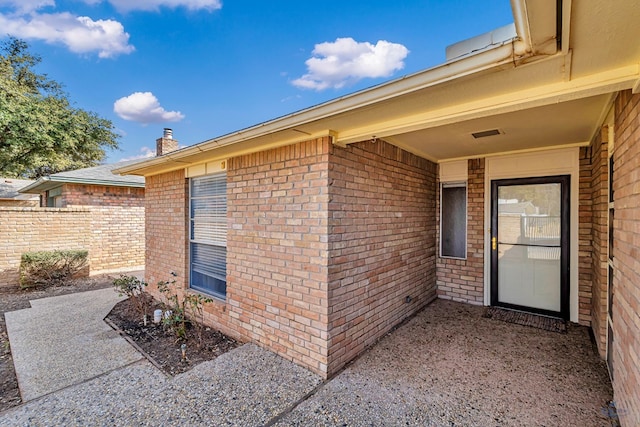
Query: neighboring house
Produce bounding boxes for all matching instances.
[0,178,39,207]
[0,160,145,288]
[19,161,145,209]
[116,1,640,424]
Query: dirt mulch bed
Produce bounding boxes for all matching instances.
[0,275,115,413]
[105,297,239,376]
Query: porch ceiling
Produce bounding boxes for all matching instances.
[366,94,612,161]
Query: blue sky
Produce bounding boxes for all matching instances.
[0,0,514,163]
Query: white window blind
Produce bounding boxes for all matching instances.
[191,173,227,246]
[190,172,227,298]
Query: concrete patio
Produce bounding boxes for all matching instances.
[1,296,613,426]
[4,288,142,401]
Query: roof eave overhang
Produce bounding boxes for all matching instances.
[116,40,528,177]
[19,177,144,194]
[117,0,629,177]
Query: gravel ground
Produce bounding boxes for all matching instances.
[1,298,614,426]
[276,300,614,426]
[0,344,322,427]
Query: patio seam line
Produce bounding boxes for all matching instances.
[263,380,328,427]
[0,359,148,417]
[103,316,170,376]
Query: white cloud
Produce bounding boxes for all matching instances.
[119,146,156,161]
[280,94,301,103]
[0,0,221,57]
[292,37,409,91]
[0,12,134,58]
[114,92,185,124]
[88,0,222,12]
[0,0,54,14]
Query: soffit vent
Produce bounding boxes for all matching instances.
[472,129,502,139]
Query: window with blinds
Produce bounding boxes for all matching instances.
[189,172,227,299]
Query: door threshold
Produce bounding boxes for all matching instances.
[483,306,567,333]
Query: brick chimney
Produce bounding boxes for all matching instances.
[156,128,178,156]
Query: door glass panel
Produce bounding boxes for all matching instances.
[497,183,561,312]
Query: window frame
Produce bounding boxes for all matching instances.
[439,181,468,260]
[188,172,227,300]
[45,187,63,207]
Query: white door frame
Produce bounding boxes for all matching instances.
[484,147,580,323]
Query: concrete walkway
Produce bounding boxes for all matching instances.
[0,345,322,427]
[1,298,614,426]
[4,288,143,401]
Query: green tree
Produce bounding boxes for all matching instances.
[0,38,119,179]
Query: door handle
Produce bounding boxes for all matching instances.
[492,237,497,250]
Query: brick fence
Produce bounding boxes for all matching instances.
[0,206,144,289]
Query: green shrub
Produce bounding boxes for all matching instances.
[158,279,212,348]
[19,250,88,289]
[113,275,151,324]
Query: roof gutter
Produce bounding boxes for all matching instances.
[511,0,532,56]
[19,176,145,194]
[115,0,542,177]
[18,176,51,194]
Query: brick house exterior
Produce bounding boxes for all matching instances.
[118,2,640,424]
[144,138,437,376]
[5,162,147,282]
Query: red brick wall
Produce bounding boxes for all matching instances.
[0,199,39,207]
[578,147,592,326]
[0,182,145,287]
[62,184,145,274]
[611,89,640,426]
[145,171,189,289]
[436,159,485,304]
[88,205,145,273]
[0,207,91,288]
[327,139,437,375]
[61,184,144,207]
[144,170,235,342]
[143,140,332,376]
[580,129,609,349]
[225,138,331,375]
[143,137,441,378]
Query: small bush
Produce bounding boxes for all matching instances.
[158,279,212,348]
[19,250,88,289]
[113,275,151,324]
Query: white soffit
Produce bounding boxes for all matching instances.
[568,0,640,80]
[386,94,610,161]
